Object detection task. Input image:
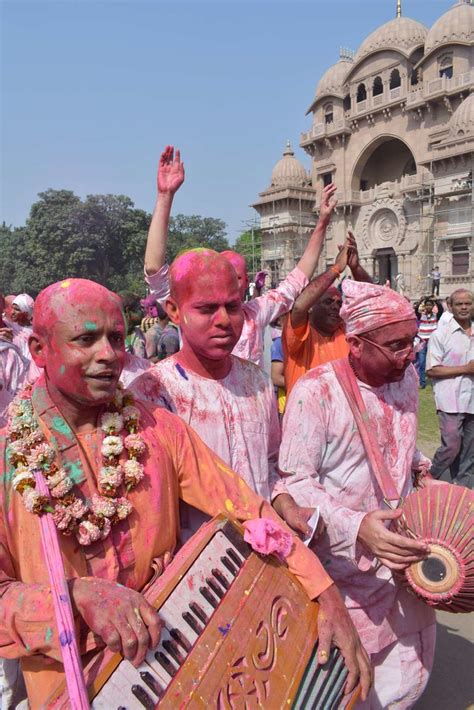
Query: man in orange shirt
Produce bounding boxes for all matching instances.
[283,233,372,395]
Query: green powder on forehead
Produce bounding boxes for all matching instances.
[84,321,98,331]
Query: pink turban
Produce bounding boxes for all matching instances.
[340,280,416,336]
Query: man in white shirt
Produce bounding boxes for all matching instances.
[143,145,337,366]
[426,289,474,488]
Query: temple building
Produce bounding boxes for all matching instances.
[253,0,473,298]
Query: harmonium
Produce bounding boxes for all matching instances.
[48,516,359,709]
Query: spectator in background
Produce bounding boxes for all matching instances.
[0,295,28,427]
[270,316,286,416]
[283,233,372,396]
[120,292,146,358]
[4,294,34,361]
[414,298,442,389]
[430,266,441,296]
[140,293,161,334]
[426,289,474,488]
[146,303,179,362]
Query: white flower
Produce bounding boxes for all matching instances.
[100,412,124,434]
[123,459,144,487]
[22,488,45,513]
[46,468,69,488]
[76,520,102,546]
[101,435,124,458]
[98,465,123,492]
[12,470,35,491]
[91,494,116,518]
[122,406,140,426]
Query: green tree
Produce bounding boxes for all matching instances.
[233,228,262,275]
[9,190,150,295]
[167,214,229,263]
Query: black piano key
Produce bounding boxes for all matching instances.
[154,650,177,678]
[170,627,192,652]
[206,576,225,599]
[199,585,218,609]
[226,547,243,568]
[163,638,185,665]
[139,670,163,697]
[131,684,155,710]
[212,567,230,590]
[221,555,238,576]
[182,610,203,635]
[189,601,208,624]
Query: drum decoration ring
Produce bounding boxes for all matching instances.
[406,539,465,604]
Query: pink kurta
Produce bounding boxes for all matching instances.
[131,354,281,500]
[145,265,309,366]
[0,381,332,707]
[279,361,435,655]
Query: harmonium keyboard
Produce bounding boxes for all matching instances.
[48,516,359,709]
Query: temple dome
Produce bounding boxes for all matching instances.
[424,1,474,56]
[449,93,474,138]
[354,16,428,63]
[270,141,308,188]
[314,58,353,100]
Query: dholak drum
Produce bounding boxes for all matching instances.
[396,482,474,613]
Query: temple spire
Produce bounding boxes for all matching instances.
[396,0,402,17]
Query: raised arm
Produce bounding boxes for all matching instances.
[296,183,338,279]
[345,231,373,283]
[290,240,350,329]
[144,145,185,276]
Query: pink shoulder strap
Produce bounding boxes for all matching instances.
[331,358,400,504]
[34,471,90,709]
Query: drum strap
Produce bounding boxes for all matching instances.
[331,359,401,506]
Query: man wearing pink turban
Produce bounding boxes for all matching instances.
[277,280,437,709]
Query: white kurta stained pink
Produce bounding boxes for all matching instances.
[279,361,435,655]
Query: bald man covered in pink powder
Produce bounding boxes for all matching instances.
[143,145,338,366]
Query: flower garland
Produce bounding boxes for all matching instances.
[7,384,147,546]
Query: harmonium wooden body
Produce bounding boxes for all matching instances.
[49,516,359,709]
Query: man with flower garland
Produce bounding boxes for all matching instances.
[0,278,370,707]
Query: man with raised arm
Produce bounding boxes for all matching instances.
[283,231,372,395]
[0,278,371,707]
[144,146,337,366]
[277,280,437,709]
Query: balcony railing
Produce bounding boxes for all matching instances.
[300,118,351,144]
[407,70,474,106]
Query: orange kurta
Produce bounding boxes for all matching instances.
[0,383,332,707]
[283,315,349,396]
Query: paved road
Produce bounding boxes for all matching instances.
[415,610,474,710]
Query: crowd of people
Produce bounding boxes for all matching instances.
[0,145,472,709]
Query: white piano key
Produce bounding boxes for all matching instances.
[93,528,246,707]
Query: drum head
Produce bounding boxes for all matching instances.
[409,544,461,595]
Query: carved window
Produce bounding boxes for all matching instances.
[389,69,401,89]
[322,172,333,187]
[372,76,383,96]
[356,83,366,102]
[410,69,419,86]
[324,103,333,124]
[452,241,469,275]
[343,94,351,112]
[439,53,453,79]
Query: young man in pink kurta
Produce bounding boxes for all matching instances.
[278,280,437,709]
[143,145,338,366]
[0,278,370,707]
